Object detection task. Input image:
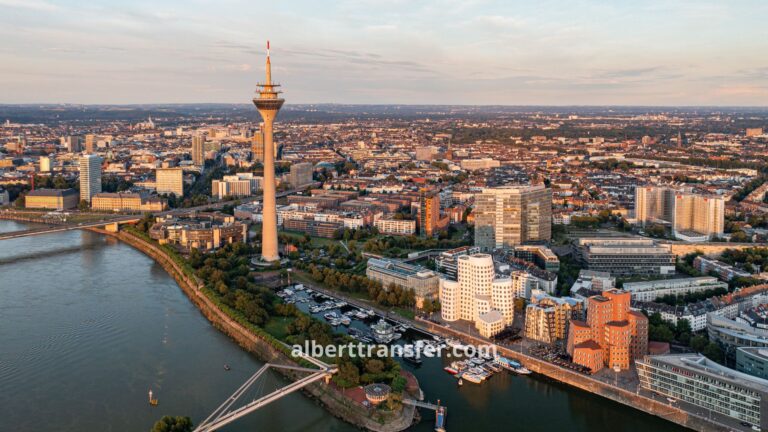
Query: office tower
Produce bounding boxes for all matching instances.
[252,41,284,263]
[85,134,96,154]
[191,134,205,166]
[677,131,684,148]
[474,184,552,250]
[63,135,81,153]
[79,154,102,202]
[566,289,648,372]
[418,190,440,238]
[251,125,266,162]
[289,162,313,188]
[39,156,52,172]
[634,186,724,240]
[156,167,184,196]
[439,253,515,338]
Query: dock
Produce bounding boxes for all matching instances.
[403,399,447,431]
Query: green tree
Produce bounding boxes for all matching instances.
[151,416,193,432]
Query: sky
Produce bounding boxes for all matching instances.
[1,0,767,106]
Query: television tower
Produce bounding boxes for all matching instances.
[253,41,284,262]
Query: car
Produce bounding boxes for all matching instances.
[742,422,751,427]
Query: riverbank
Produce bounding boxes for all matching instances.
[88,227,416,432]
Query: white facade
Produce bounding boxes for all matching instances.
[623,277,728,302]
[439,253,517,337]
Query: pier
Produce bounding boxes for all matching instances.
[403,399,447,431]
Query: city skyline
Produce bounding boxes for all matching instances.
[1,0,767,106]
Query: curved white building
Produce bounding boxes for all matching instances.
[439,253,517,337]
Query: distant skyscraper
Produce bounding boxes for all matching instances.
[474,185,552,250]
[191,134,205,166]
[85,134,96,154]
[156,167,184,197]
[418,189,440,238]
[251,125,265,162]
[79,154,102,202]
[253,41,284,263]
[677,131,684,148]
[635,186,676,225]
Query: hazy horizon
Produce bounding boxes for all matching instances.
[2,0,767,106]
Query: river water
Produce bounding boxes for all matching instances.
[0,220,687,432]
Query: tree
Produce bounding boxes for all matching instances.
[151,416,193,432]
[334,361,360,388]
[690,335,708,353]
[78,199,90,211]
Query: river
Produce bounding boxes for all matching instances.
[0,220,688,432]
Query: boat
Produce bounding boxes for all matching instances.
[444,366,459,375]
[371,319,395,344]
[330,318,340,326]
[487,362,503,373]
[224,364,231,371]
[366,309,375,317]
[457,378,463,386]
[340,316,351,326]
[393,332,402,340]
[470,357,485,366]
[514,366,532,375]
[461,373,484,384]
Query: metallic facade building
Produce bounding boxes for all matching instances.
[79,154,102,202]
[253,41,284,262]
[637,354,768,430]
[474,184,552,251]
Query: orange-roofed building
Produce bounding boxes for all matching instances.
[566,320,592,356]
[572,340,604,373]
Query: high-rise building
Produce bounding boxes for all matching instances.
[79,154,102,203]
[566,289,648,372]
[252,41,284,263]
[84,134,96,154]
[439,254,515,338]
[673,192,724,241]
[474,185,552,250]
[418,190,440,238]
[63,135,81,153]
[289,162,313,188]
[746,128,764,137]
[156,167,184,196]
[191,134,205,166]
[634,186,724,240]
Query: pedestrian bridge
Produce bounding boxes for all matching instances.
[193,348,337,432]
[0,215,141,240]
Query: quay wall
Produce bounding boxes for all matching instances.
[417,318,730,432]
[89,227,415,432]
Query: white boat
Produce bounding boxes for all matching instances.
[371,319,395,344]
[340,316,351,326]
[366,309,375,317]
[461,373,483,384]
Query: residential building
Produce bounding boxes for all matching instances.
[25,188,79,210]
[694,256,751,281]
[623,277,728,302]
[576,238,675,276]
[439,254,516,338]
[474,184,552,250]
[156,167,184,196]
[637,354,768,430]
[634,186,724,240]
[283,218,341,238]
[79,154,102,202]
[63,135,81,153]
[39,156,52,172]
[84,134,96,154]
[366,257,440,307]
[375,217,416,236]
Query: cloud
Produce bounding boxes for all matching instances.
[0,0,58,11]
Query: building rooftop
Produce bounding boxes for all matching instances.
[647,353,768,391]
